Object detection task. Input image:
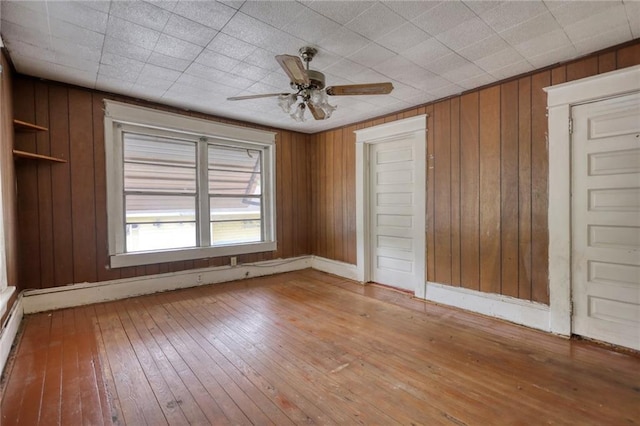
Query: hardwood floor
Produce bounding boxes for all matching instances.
[1,269,639,425]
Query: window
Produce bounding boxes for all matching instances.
[104,100,276,268]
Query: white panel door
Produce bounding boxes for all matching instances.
[571,91,640,350]
[369,138,418,292]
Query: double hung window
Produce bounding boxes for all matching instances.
[104,101,276,268]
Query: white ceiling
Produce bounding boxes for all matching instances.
[1,1,638,133]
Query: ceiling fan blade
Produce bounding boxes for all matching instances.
[326,82,394,96]
[306,102,326,120]
[227,92,289,101]
[275,54,310,86]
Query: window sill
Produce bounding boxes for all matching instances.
[109,241,277,268]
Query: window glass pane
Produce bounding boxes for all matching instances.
[127,222,196,252]
[208,170,261,195]
[210,220,261,245]
[210,196,261,221]
[126,195,196,223]
[209,144,261,173]
[124,163,196,193]
[124,133,195,167]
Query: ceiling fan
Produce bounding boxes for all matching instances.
[227,46,394,122]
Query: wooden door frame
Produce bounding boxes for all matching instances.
[354,115,427,298]
[544,65,640,336]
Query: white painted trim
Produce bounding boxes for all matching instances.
[23,256,311,314]
[311,256,360,281]
[544,65,640,336]
[0,286,15,319]
[425,282,551,332]
[354,115,427,297]
[0,294,23,377]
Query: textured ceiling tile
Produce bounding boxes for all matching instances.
[98,63,140,83]
[0,20,50,49]
[373,55,428,84]
[102,36,152,62]
[423,52,469,75]
[573,25,632,56]
[480,1,548,33]
[48,19,105,50]
[79,0,112,14]
[457,73,495,90]
[441,61,487,83]
[499,12,562,47]
[96,75,133,93]
[4,40,56,64]
[196,49,241,72]
[626,1,640,39]
[411,2,476,36]
[430,84,463,99]
[457,34,509,62]
[162,14,219,47]
[2,2,49,30]
[206,33,255,61]
[261,71,293,90]
[563,4,629,43]
[514,29,572,60]
[548,1,621,26]
[346,2,406,40]
[324,59,368,81]
[133,75,175,91]
[109,1,171,31]
[230,62,271,81]
[527,44,578,69]
[222,12,304,54]
[172,1,236,30]
[154,34,203,61]
[241,48,282,72]
[52,64,97,87]
[129,84,168,100]
[218,0,243,10]
[464,1,503,15]
[46,1,109,33]
[489,60,534,80]
[51,38,102,63]
[138,63,182,83]
[474,47,526,72]
[436,17,496,51]
[239,1,306,28]
[349,43,397,68]
[402,38,453,68]
[384,1,442,21]
[147,52,192,72]
[305,1,375,25]
[318,27,370,58]
[284,8,343,44]
[185,62,254,90]
[375,23,431,54]
[106,15,161,51]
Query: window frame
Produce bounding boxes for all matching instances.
[104,100,277,268]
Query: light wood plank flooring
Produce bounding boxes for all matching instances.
[1,269,639,425]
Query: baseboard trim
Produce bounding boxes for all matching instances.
[424,281,552,333]
[311,256,360,281]
[23,256,312,314]
[0,294,23,377]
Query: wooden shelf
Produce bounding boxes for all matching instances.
[13,119,48,132]
[13,150,67,163]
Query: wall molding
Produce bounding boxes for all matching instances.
[424,281,551,332]
[0,294,22,377]
[311,256,360,281]
[22,256,311,314]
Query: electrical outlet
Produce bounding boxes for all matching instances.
[230,256,237,267]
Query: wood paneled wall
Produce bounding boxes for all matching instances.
[0,52,19,319]
[309,40,640,304]
[12,78,311,291]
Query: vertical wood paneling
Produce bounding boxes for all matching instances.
[433,101,451,284]
[616,43,640,68]
[35,82,54,288]
[479,86,501,295]
[333,129,344,262]
[460,92,480,291]
[345,125,357,264]
[69,89,97,283]
[566,56,598,82]
[280,131,293,260]
[517,77,532,300]
[449,98,461,287]
[530,71,550,304]
[500,81,519,298]
[14,79,41,289]
[49,86,74,286]
[598,52,617,73]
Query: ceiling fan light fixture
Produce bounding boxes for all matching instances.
[291,102,306,122]
[278,93,296,113]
